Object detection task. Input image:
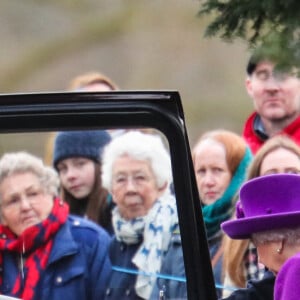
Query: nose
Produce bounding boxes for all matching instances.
[124,177,137,191]
[65,165,78,180]
[19,197,31,210]
[264,77,280,91]
[202,172,216,186]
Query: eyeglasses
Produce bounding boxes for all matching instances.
[1,188,44,212]
[112,173,152,188]
[253,69,297,83]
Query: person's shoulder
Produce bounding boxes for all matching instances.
[279,252,300,274]
[67,215,111,241]
[223,271,275,300]
[275,254,300,299]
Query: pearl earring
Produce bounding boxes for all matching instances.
[277,248,281,254]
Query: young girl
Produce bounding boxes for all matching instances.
[53,130,114,234]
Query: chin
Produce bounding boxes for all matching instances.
[202,199,218,205]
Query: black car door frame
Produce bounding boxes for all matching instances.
[0,91,217,300]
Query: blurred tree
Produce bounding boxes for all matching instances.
[198,0,300,69]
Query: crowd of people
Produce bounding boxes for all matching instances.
[1,38,300,300]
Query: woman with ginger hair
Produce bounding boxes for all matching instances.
[151,129,252,299]
[193,130,252,297]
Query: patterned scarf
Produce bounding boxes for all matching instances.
[112,194,178,299]
[202,147,252,239]
[0,198,69,300]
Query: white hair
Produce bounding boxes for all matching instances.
[0,151,60,201]
[101,131,172,192]
[252,226,300,246]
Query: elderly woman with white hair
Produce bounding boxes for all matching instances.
[222,174,300,300]
[101,131,177,300]
[0,152,111,300]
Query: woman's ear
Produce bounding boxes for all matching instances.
[158,181,168,195]
[275,239,285,254]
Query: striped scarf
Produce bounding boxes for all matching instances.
[0,198,68,300]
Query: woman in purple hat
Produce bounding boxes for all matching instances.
[222,135,300,298]
[222,173,300,300]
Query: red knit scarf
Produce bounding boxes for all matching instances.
[0,198,69,300]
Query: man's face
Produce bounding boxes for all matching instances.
[246,61,300,123]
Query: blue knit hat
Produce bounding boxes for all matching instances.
[53,130,111,168]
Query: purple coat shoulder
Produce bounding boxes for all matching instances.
[275,252,300,300]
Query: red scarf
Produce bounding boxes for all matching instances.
[0,198,69,300]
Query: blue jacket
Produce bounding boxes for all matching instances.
[151,230,186,299]
[151,229,223,299]
[104,237,144,300]
[1,215,112,300]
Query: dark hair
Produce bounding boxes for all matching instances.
[246,33,300,75]
[61,161,112,228]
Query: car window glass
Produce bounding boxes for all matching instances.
[0,128,188,298]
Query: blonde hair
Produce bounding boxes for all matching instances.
[68,71,118,91]
[247,135,300,179]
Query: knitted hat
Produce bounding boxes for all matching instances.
[53,130,111,168]
[221,174,300,239]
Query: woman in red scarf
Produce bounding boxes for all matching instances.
[0,152,111,300]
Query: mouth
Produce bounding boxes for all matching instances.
[265,98,280,104]
[22,215,36,224]
[205,191,217,197]
[69,184,82,191]
[125,196,142,209]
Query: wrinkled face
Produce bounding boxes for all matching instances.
[0,172,54,236]
[57,157,96,199]
[255,242,284,275]
[194,140,232,205]
[260,148,300,175]
[111,155,165,220]
[246,61,300,123]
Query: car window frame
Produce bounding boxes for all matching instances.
[0,90,217,300]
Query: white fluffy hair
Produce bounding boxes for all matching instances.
[252,226,300,246]
[101,131,172,192]
[0,151,59,200]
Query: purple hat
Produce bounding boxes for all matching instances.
[221,174,300,239]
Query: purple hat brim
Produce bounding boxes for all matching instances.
[221,211,300,239]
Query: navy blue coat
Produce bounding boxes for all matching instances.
[151,229,223,299]
[1,215,112,300]
[151,230,186,299]
[104,238,144,299]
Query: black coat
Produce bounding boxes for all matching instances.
[221,271,275,300]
